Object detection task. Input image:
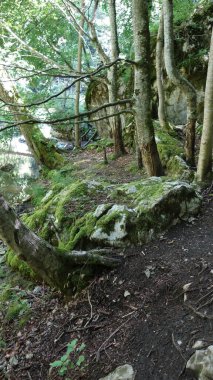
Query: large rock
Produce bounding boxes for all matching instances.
[20,178,201,251]
[186,345,213,380]
[89,178,201,247]
[99,364,135,380]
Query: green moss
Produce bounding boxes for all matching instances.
[154,123,183,167]
[55,181,88,226]
[96,211,122,234]
[60,212,97,251]
[167,156,194,181]
[6,249,36,279]
[6,300,29,322]
[0,339,6,349]
[22,207,49,231]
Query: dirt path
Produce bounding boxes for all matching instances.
[0,191,213,380]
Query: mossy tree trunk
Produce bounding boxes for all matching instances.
[197,28,213,182]
[108,0,126,157]
[0,196,120,294]
[163,0,197,166]
[156,11,169,130]
[132,0,164,176]
[0,67,63,169]
[74,0,85,149]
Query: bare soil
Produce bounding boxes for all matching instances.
[0,153,213,380]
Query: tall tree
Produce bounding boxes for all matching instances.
[156,11,168,129]
[53,0,126,157]
[197,28,213,182]
[74,0,85,148]
[132,0,164,176]
[163,0,197,166]
[108,0,126,157]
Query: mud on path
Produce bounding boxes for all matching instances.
[0,189,213,380]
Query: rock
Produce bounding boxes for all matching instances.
[89,179,201,247]
[91,205,134,246]
[186,345,213,380]
[20,178,202,253]
[99,364,135,380]
[167,155,194,181]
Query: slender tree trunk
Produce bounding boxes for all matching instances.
[163,0,197,166]
[0,196,119,293]
[156,11,168,129]
[132,0,164,176]
[74,0,85,148]
[0,68,63,169]
[108,0,126,157]
[197,28,213,182]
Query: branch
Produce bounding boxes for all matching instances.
[0,58,135,109]
[0,101,133,131]
[64,249,121,267]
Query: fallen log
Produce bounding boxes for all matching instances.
[0,196,121,294]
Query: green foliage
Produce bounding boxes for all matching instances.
[28,182,47,206]
[0,283,31,325]
[87,138,113,152]
[50,339,86,378]
[6,249,36,279]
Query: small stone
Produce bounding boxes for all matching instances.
[99,364,135,380]
[186,345,213,380]
[9,356,18,366]
[26,353,33,360]
[33,286,42,295]
[192,340,205,349]
[124,290,131,298]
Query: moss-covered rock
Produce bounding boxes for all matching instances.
[154,122,183,166]
[7,178,201,277]
[167,155,194,181]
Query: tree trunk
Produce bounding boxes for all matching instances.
[0,67,63,169]
[163,0,197,166]
[74,0,85,148]
[0,196,120,294]
[156,11,168,129]
[108,0,126,157]
[132,0,164,176]
[197,28,213,182]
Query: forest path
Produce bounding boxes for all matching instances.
[0,186,213,380]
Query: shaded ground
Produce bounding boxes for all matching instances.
[0,152,212,380]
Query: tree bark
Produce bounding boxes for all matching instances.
[156,11,168,129]
[132,0,164,176]
[0,196,120,294]
[163,0,197,166]
[74,0,85,148]
[108,0,126,157]
[197,28,213,182]
[0,67,63,169]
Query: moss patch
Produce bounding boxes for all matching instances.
[154,122,183,168]
[6,249,36,279]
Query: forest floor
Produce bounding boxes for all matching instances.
[0,150,213,380]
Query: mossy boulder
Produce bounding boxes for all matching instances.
[88,178,201,246]
[167,155,194,181]
[7,178,201,276]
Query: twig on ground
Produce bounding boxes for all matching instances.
[196,287,213,306]
[84,290,93,327]
[197,296,213,311]
[27,371,33,380]
[185,303,213,320]
[96,312,138,362]
[172,332,186,362]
